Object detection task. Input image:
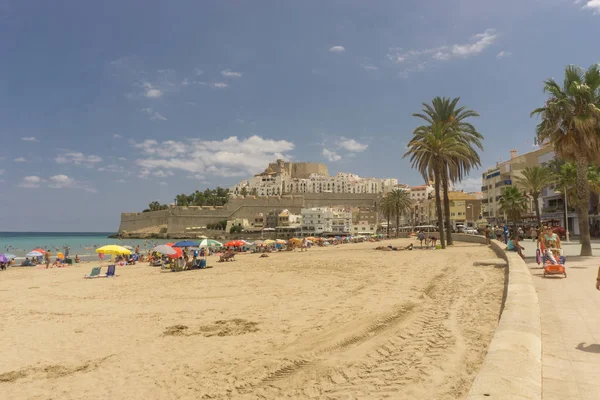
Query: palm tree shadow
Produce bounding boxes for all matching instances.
[576,343,600,353]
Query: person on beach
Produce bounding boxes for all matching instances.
[484,226,491,246]
[541,226,561,250]
[429,235,437,248]
[44,250,51,269]
[595,266,600,291]
[135,245,140,255]
[418,230,425,247]
[75,255,81,263]
[507,235,525,259]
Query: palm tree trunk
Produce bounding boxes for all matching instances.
[396,212,400,238]
[576,156,592,256]
[534,193,541,227]
[442,169,453,245]
[435,164,446,249]
[386,213,390,238]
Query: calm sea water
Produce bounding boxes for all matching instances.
[0,232,163,259]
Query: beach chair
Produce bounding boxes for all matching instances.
[84,266,101,279]
[105,264,116,277]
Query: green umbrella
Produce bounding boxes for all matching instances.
[199,239,222,248]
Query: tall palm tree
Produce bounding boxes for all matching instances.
[498,186,529,232]
[413,97,483,245]
[515,166,553,227]
[380,194,394,237]
[404,122,472,249]
[385,189,413,237]
[531,64,600,256]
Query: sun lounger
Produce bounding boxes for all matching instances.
[105,264,116,277]
[84,266,101,279]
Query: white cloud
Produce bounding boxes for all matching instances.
[158,181,168,186]
[211,82,228,89]
[362,65,378,71]
[194,68,204,76]
[118,156,127,161]
[141,108,167,121]
[21,137,38,142]
[583,0,600,13]
[142,82,163,98]
[48,174,75,189]
[329,46,345,53]
[496,50,512,59]
[55,152,102,167]
[221,69,242,78]
[454,177,482,193]
[18,176,42,188]
[322,148,342,162]
[113,134,123,139]
[386,29,497,74]
[337,137,368,152]
[134,135,295,178]
[14,157,27,162]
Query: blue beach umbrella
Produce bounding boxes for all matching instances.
[173,241,199,247]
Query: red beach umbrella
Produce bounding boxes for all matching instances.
[32,248,47,254]
[224,240,245,247]
[165,242,175,246]
[166,247,183,259]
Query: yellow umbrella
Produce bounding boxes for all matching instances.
[288,238,302,244]
[263,239,276,245]
[95,245,132,255]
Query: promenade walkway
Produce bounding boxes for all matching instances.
[522,241,600,399]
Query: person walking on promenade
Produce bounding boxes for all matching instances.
[484,225,491,246]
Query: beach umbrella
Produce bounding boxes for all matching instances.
[0,254,8,263]
[199,239,223,248]
[153,245,177,255]
[173,241,199,248]
[275,239,286,244]
[95,245,132,255]
[253,240,265,246]
[263,239,276,245]
[166,247,183,259]
[26,251,44,257]
[31,248,46,254]
[224,240,245,247]
[3,253,16,260]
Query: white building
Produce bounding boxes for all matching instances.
[300,207,353,235]
[301,207,334,234]
[231,169,398,197]
[408,185,434,201]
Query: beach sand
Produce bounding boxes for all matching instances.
[0,239,504,400]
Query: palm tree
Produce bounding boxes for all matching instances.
[413,97,483,245]
[531,64,600,256]
[385,189,413,237]
[404,122,473,249]
[380,194,394,237]
[515,166,553,227]
[498,186,529,232]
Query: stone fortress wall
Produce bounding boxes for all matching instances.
[118,193,378,234]
[264,160,329,179]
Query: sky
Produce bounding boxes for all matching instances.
[2,0,600,232]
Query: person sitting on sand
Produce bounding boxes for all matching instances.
[74,255,81,263]
[260,253,269,258]
[507,235,525,259]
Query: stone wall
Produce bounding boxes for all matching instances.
[291,162,329,179]
[118,193,379,234]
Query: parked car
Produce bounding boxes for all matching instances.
[465,227,478,235]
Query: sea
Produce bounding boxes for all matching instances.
[0,232,163,259]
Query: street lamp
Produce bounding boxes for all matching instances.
[467,204,474,227]
[554,188,570,242]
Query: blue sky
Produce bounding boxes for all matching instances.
[2,0,600,231]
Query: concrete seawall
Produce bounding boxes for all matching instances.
[453,234,542,400]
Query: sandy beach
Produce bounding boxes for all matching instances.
[0,239,504,400]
